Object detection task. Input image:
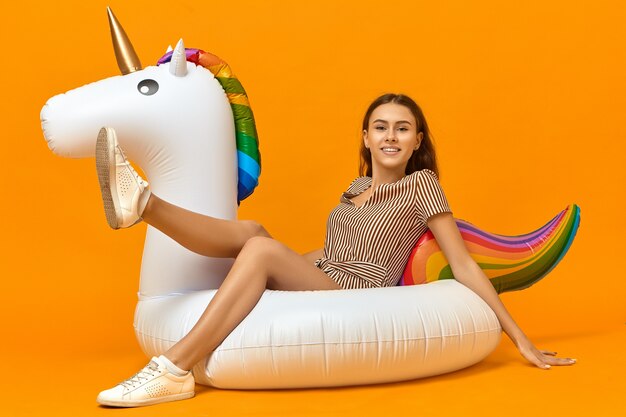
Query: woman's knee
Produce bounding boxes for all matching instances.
[240,220,272,240]
[240,236,282,263]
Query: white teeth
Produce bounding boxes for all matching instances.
[382,148,400,152]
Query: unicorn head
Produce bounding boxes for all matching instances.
[40,7,261,296]
[41,7,261,206]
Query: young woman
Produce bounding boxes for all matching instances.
[95,93,576,407]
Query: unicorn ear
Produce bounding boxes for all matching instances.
[169,39,188,77]
[166,45,173,53]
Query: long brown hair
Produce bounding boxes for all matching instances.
[359,93,440,178]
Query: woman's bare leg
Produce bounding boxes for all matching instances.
[141,193,272,258]
[162,236,342,371]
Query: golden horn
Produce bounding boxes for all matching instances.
[107,6,142,74]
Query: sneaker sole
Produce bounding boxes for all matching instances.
[95,127,121,229]
[97,390,195,407]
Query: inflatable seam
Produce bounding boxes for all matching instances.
[464,304,479,355]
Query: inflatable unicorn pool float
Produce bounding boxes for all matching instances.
[40,8,580,389]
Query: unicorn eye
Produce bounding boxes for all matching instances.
[137,79,159,96]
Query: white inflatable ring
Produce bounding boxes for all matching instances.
[40,19,501,388]
[135,281,500,388]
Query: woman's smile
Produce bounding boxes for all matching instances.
[381,147,402,156]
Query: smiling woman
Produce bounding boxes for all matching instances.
[324,93,576,371]
[312,94,452,290]
[313,168,452,289]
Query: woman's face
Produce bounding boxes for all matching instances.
[363,103,423,176]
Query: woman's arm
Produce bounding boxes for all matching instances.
[426,212,576,369]
[301,248,324,264]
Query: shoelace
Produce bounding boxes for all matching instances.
[118,361,161,389]
[116,145,149,189]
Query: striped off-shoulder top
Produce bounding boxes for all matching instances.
[314,168,452,290]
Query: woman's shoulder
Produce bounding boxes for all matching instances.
[420,168,439,179]
[407,170,444,201]
[409,168,440,183]
[344,175,372,195]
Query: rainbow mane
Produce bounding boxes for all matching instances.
[399,203,581,293]
[157,48,261,206]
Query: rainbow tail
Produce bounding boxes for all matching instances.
[399,204,581,294]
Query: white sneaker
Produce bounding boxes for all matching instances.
[96,356,195,407]
[95,127,151,229]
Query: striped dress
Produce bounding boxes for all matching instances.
[314,169,452,289]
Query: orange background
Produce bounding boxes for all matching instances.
[0,0,624,415]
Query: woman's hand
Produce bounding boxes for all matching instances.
[515,336,577,369]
